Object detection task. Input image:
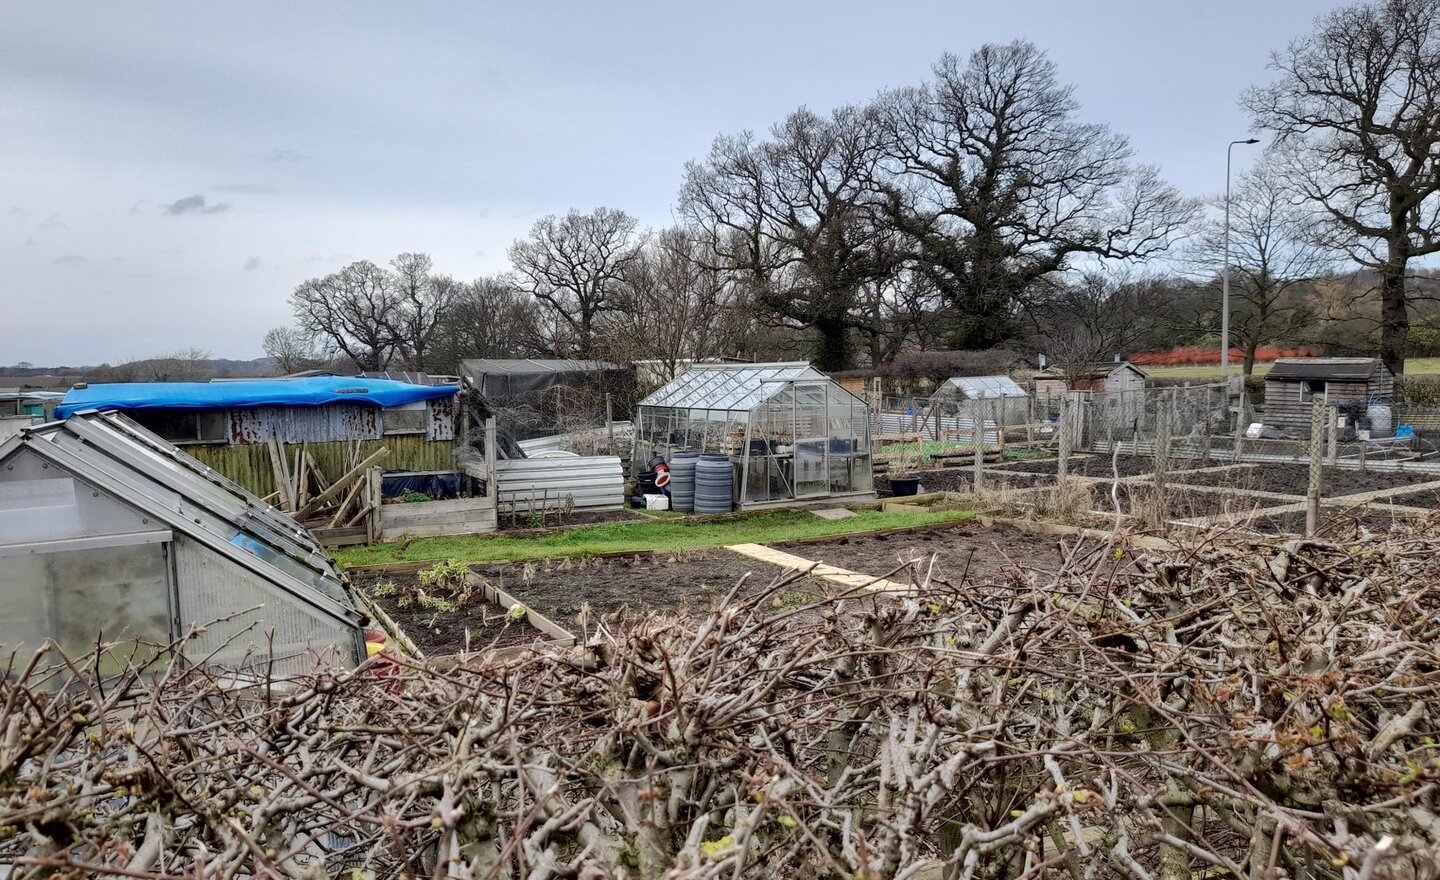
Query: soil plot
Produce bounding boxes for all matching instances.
[993,455,1164,478]
[773,523,1077,585]
[1169,463,1440,495]
[469,550,818,628]
[360,572,555,656]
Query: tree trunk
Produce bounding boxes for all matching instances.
[813,317,854,372]
[1379,259,1409,376]
[1243,341,1259,376]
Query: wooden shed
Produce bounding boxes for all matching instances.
[1033,361,1149,397]
[1262,357,1394,435]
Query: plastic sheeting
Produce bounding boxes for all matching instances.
[381,471,463,500]
[57,376,457,419]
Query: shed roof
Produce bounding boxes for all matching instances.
[639,362,832,411]
[1035,362,1149,381]
[460,358,622,377]
[56,376,455,419]
[935,375,1028,399]
[2,411,362,627]
[1265,358,1388,381]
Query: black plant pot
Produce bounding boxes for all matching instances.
[889,476,920,497]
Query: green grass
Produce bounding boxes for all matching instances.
[1144,363,1274,380]
[1002,447,1051,460]
[337,507,975,568]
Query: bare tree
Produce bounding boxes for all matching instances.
[430,275,543,369]
[389,252,461,372]
[290,260,401,371]
[125,347,214,381]
[507,208,642,358]
[877,42,1197,350]
[681,105,896,371]
[1025,270,1174,373]
[1245,0,1440,374]
[260,326,322,375]
[606,227,748,379]
[1186,155,1331,374]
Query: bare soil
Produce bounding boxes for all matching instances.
[1168,464,1440,496]
[1379,487,1440,509]
[469,550,818,630]
[360,574,553,656]
[994,455,1162,478]
[1244,506,1425,536]
[1118,486,1269,522]
[774,523,1075,585]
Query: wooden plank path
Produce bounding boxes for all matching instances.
[725,543,914,595]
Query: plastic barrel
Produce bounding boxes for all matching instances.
[694,454,734,514]
[1367,404,1392,438]
[669,452,699,512]
[637,471,660,495]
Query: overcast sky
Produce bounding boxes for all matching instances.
[1,0,1329,366]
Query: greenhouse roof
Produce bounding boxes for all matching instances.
[936,375,1028,399]
[638,363,829,411]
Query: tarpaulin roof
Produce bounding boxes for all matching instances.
[56,376,456,419]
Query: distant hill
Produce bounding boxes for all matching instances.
[1,357,280,387]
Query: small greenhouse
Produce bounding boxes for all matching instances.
[635,363,874,508]
[930,375,1032,427]
[0,410,365,678]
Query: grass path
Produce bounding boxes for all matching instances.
[338,507,975,568]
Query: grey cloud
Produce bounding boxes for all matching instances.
[214,183,276,194]
[265,148,307,162]
[23,237,38,246]
[9,207,29,218]
[162,195,230,216]
[39,214,66,230]
[242,256,261,271]
[51,255,85,266]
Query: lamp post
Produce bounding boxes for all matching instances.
[1221,138,1260,380]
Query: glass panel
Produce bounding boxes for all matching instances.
[0,542,172,673]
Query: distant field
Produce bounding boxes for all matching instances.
[1145,358,1440,380]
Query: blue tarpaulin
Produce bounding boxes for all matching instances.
[56,377,457,419]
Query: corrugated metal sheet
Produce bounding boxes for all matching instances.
[496,456,624,511]
[517,421,633,456]
[427,395,456,441]
[228,404,381,444]
[873,412,999,444]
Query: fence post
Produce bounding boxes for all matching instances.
[973,399,985,493]
[605,392,614,454]
[1233,394,1248,463]
[1326,406,1338,465]
[1306,397,1325,536]
[1057,393,1071,480]
[1154,390,1172,498]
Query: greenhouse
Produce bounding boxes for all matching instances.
[930,374,1032,427]
[634,363,874,509]
[0,410,366,678]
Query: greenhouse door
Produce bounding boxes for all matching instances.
[792,382,829,498]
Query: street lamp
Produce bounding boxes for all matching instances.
[1221,138,1261,380]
